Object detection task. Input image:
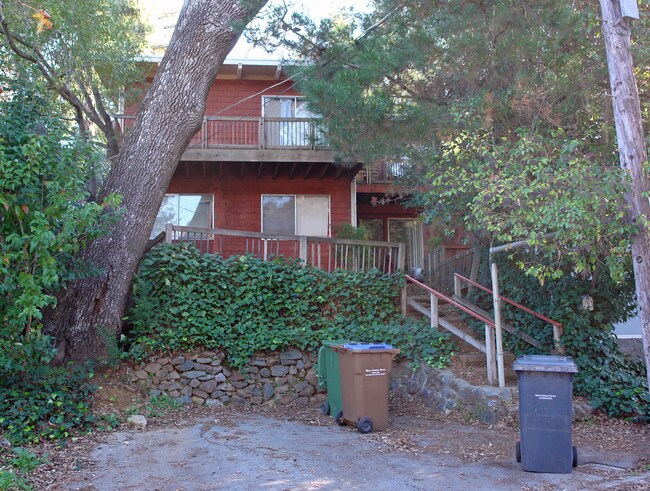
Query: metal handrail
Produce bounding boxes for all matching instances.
[405,275,494,327]
[454,273,563,329]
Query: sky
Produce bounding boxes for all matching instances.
[138,0,371,59]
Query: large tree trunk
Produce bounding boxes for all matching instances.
[43,0,267,362]
[599,0,650,390]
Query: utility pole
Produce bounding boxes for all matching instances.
[598,0,650,391]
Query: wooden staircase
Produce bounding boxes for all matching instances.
[404,274,562,388]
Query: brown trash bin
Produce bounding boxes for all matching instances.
[335,343,400,433]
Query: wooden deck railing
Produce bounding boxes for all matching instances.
[355,159,412,184]
[425,247,476,293]
[163,224,405,275]
[114,115,327,150]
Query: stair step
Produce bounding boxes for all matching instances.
[458,352,515,367]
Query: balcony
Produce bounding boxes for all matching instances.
[113,115,332,163]
[356,159,411,185]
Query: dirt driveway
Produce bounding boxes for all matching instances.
[53,401,649,491]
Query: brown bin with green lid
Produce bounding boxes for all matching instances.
[335,343,400,433]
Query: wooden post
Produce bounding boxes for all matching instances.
[398,242,407,316]
[430,293,439,329]
[397,243,405,272]
[469,246,480,294]
[165,223,173,243]
[454,274,462,298]
[599,0,650,391]
[553,324,564,355]
[490,260,506,388]
[299,235,307,266]
[485,324,497,386]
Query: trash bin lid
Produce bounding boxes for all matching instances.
[513,355,578,373]
[342,342,394,350]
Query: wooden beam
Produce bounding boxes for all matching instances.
[318,163,331,180]
[257,162,264,179]
[303,162,314,179]
[272,162,281,180]
[288,162,298,180]
[239,162,246,179]
[274,63,282,81]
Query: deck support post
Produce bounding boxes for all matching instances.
[485,324,497,386]
[490,261,506,388]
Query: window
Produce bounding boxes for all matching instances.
[262,195,330,237]
[150,194,213,238]
[262,96,317,147]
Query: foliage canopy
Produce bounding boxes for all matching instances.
[274,0,649,282]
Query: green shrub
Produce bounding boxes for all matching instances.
[0,470,32,491]
[7,448,46,474]
[468,248,648,419]
[0,76,114,446]
[0,363,97,445]
[127,243,452,369]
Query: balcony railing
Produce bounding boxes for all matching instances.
[113,115,328,150]
[163,224,405,275]
[356,159,412,184]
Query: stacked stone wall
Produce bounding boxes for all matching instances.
[129,349,325,407]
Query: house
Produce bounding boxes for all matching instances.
[116,59,467,274]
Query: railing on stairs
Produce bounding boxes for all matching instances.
[453,273,563,354]
[405,275,502,386]
[406,273,563,388]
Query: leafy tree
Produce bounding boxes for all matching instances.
[0,77,117,371]
[263,1,650,384]
[0,0,148,160]
[34,0,267,362]
[0,1,268,361]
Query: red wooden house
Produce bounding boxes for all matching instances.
[116,59,467,275]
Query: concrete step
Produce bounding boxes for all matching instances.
[458,351,516,367]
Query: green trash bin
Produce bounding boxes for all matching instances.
[317,340,349,421]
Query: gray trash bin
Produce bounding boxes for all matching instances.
[513,355,578,474]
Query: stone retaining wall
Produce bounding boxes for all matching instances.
[130,350,590,424]
[128,349,325,407]
[391,364,515,424]
[391,363,592,424]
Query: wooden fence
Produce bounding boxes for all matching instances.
[164,224,405,274]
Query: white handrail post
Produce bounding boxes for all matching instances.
[454,274,462,298]
[430,293,438,329]
[485,324,497,386]
[165,223,173,243]
[490,261,506,388]
[553,325,564,354]
[299,235,308,266]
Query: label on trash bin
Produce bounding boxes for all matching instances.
[365,368,386,377]
[535,393,557,401]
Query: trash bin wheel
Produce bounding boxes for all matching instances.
[572,446,578,468]
[357,417,373,434]
[515,441,521,463]
[335,411,345,426]
[321,402,330,416]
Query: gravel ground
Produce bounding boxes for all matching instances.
[2,388,647,491]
